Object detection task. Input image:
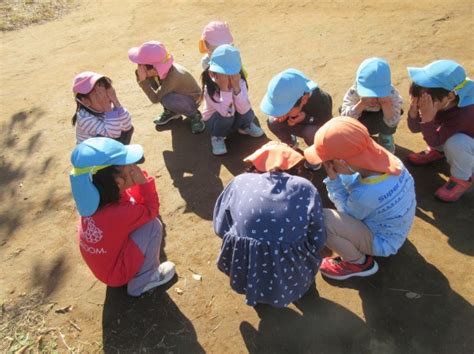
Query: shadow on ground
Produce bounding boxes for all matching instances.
[240,284,370,353]
[323,240,474,353]
[396,145,474,256]
[102,282,204,353]
[159,118,270,220]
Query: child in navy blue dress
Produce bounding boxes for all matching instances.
[213,141,326,307]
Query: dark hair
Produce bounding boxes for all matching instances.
[71,77,111,125]
[409,82,459,104]
[293,96,304,108]
[200,68,248,103]
[245,159,305,176]
[91,165,121,208]
[145,64,154,70]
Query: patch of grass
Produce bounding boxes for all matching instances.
[0,0,76,31]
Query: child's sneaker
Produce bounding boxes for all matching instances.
[189,111,206,134]
[304,161,321,171]
[407,147,445,165]
[320,256,378,280]
[141,261,176,294]
[211,136,227,155]
[435,176,472,202]
[154,109,182,125]
[238,123,264,138]
[290,134,299,149]
[378,134,395,154]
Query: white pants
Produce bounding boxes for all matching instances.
[439,133,474,180]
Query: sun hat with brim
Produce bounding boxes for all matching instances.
[407,60,474,107]
[356,57,392,98]
[70,137,144,217]
[199,21,234,54]
[260,68,318,117]
[72,71,107,95]
[304,117,401,175]
[128,41,174,80]
[244,141,304,172]
[208,44,241,75]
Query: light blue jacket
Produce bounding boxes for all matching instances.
[324,164,416,257]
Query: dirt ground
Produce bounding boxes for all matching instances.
[1,0,473,353]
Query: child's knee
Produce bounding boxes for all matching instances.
[444,133,472,157]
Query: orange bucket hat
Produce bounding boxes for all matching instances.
[304,117,401,175]
[244,141,304,172]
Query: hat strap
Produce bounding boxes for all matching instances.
[161,52,171,64]
[71,164,111,177]
[454,78,470,93]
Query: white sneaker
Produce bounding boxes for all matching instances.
[304,161,322,171]
[141,261,176,294]
[238,123,264,138]
[211,136,227,155]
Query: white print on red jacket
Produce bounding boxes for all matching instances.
[80,217,107,254]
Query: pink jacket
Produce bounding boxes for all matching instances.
[202,79,251,121]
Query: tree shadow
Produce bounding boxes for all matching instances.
[322,240,474,353]
[158,119,270,220]
[395,145,474,256]
[102,284,204,353]
[30,254,67,297]
[240,284,370,353]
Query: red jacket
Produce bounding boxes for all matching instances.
[407,104,474,147]
[78,176,159,286]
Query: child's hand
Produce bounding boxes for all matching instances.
[214,73,231,92]
[408,95,419,118]
[287,112,306,126]
[378,96,394,120]
[418,93,438,123]
[129,165,147,185]
[106,86,121,108]
[230,74,241,95]
[90,86,112,112]
[137,65,148,82]
[323,161,338,180]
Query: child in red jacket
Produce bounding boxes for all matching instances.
[69,137,175,296]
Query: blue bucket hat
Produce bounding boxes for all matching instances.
[408,60,474,107]
[69,137,144,217]
[356,57,392,97]
[208,44,241,75]
[260,68,318,117]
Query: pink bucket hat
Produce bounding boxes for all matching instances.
[72,71,106,94]
[128,41,174,80]
[199,21,233,54]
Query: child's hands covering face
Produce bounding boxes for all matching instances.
[287,111,306,126]
[137,64,148,82]
[229,74,241,95]
[129,165,147,185]
[212,73,231,92]
[418,93,441,123]
[323,161,338,180]
[408,95,419,118]
[106,86,121,108]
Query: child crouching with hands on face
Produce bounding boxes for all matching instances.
[201,44,264,155]
[304,117,416,280]
[69,137,175,297]
[72,72,134,145]
[340,58,403,153]
[406,60,474,202]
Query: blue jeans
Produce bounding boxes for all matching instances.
[205,109,255,137]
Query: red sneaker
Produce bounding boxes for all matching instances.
[407,147,445,165]
[320,256,379,280]
[435,176,472,202]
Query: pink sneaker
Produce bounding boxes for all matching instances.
[320,256,379,280]
[435,176,472,202]
[407,147,444,165]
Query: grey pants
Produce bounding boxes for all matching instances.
[161,92,199,117]
[127,218,163,296]
[205,109,255,137]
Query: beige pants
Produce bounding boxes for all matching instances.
[323,208,374,262]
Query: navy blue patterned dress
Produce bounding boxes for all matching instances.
[213,172,326,307]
